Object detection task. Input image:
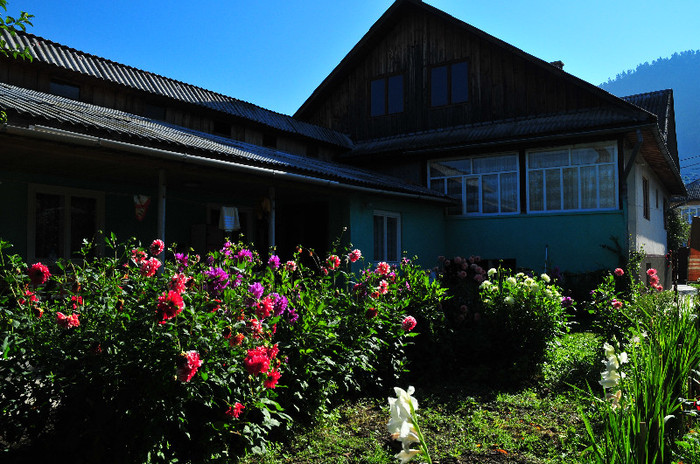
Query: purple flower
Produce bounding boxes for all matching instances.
[235,249,253,263]
[174,253,189,271]
[285,307,299,324]
[204,267,229,294]
[561,296,574,308]
[248,282,264,300]
[268,255,280,270]
[269,293,288,316]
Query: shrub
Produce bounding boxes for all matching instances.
[0,235,446,461]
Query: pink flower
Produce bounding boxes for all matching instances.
[264,369,282,389]
[255,297,274,319]
[611,299,623,309]
[131,248,147,264]
[28,262,51,286]
[327,255,341,270]
[402,316,417,331]
[149,239,165,256]
[348,249,362,263]
[378,279,389,295]
[244,346,271,376]
[646,268,657,277]
[268,255,280,269]
[157,290,185,323]
[614,268,624,277]
[284,260,297,272]
[225,403,245,419]
[176,350,203,382]
[653,284,663,292]
[649,274,660,286]
[168,273,190,294]
[56,311,80,329]
[376,262,390,276]
[140,257,162,277]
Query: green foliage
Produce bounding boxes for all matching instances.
[542,332,603,391]
[0,236,445,461]
[0,0,33,61]
[667,208,690,252]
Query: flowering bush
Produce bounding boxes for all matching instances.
[0,235,445,461]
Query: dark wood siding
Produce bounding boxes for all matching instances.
[301,7,608,141]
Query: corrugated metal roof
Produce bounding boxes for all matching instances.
[0,83,444,199]
[622,90,672,143]
[2,30,353,149]
[347,107,651,157]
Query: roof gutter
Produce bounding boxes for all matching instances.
[1,124,452,204]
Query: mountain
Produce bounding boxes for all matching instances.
[599,50,700,183]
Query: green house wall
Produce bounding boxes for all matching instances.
[443,210,627,274]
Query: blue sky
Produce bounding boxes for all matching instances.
[15,0,700,115]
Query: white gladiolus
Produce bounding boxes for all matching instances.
[387,386,432,464]
[487,268,498,277]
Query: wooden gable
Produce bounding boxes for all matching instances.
[295,0,639,142]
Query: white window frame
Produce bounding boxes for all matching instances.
[427,153,520,216]
[27,184,105,263]
[373,210,401,263]
[525,142,618,213]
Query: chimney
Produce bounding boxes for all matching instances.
[550,60,565,70]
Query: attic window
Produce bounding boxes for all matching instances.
[213,120,230,137]
[431,61,468,107]
[370,74,403,116]
[143,103,166,121]
[49,80,80,100]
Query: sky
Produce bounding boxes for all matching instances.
[13,0,700,116]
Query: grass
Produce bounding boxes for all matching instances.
[235,380,589,463]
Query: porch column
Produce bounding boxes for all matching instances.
[268,186,276,249]
[157,169,166,246]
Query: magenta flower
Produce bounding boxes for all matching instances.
[204,267,229,294]
[402,316,417,331]
[28,262,51,286]
[614,268,624,277]
[248,282,265,300]
[149,239,165,256]
[268,255,280,269]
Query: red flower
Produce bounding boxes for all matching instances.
[229,333,245,346]
[611,299,623,309]
[131,249,147,264]
[264,369,281,389]
[646,268,657,277]
[28,262,51,286]
[140,257,162,277]
[376,262,390,276]
[366,307,378,319]
[348,249,362,263]
[176,350,203,382]
[614,268,624,277]
[244,346,271,376]
[168,273,190,294]
[327,255,341,270]
[225,402,245,419]
[255,297,274,319]
[56,311,80,329]
[402,316,417,331]
[18,289,38,306]
[70,295,83,310]
[157,291,185,323]
[378,280,389,295]
[149,239,165,256]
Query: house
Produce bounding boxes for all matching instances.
[294,0,685,280]
[0,0,685,283]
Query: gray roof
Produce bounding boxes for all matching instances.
[346,106,652,158]
[0,83,444,199]
[1,30,353,149]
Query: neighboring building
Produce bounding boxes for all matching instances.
[677,178,700,223]
[0,0,685,281]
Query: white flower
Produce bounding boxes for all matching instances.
[479,280,492,290]
[504,296,515,306]
[395,449,422,464]
[387,386,417,436]
[487,268,497,277]
[506,277,517,286]
[541,273,550,283]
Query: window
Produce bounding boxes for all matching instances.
[370,74,404,116]
[431,61,468,107]
[143,102,166,121]
[429,154,519,215]
[28,185,104,262]
[643,177,650,220]
[49,80,80,100]
[527,144,617,212]
[373,211,401,262]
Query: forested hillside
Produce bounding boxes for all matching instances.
[600,50,700,181]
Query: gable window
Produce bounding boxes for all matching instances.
[49,80,80,100]
[28,185,104,262]
[370,74,404,116]
[527,143,617,212]
[431,61,468,107]
[373,211,401,262]
[643,177,650,220]
[429,154,519,215]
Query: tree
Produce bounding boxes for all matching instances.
[0,0,33,123]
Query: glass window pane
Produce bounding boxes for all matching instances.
[465,178,479,213]
[373,215,384,260]
[529,150,569,169]
[473,155,517,173]
[482,174,499,214]
[447,178,463,215]
[387,75,403,114]
[572,146,613,165]
[529,170,544,211]
[431,66,448,107]
[430,178,445,193]
[370,79,385,116]
[35,193,64,260]
[563,167,578,210]
[386,217,398,262]
[430,159,471,177]
[500,172,518,213]
[545,169,561,211]
[581,166,597,209]
[451,61,469,103]
[71,196,97,257]
[599,165,615,208]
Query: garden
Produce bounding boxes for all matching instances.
[1,233,700,464]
